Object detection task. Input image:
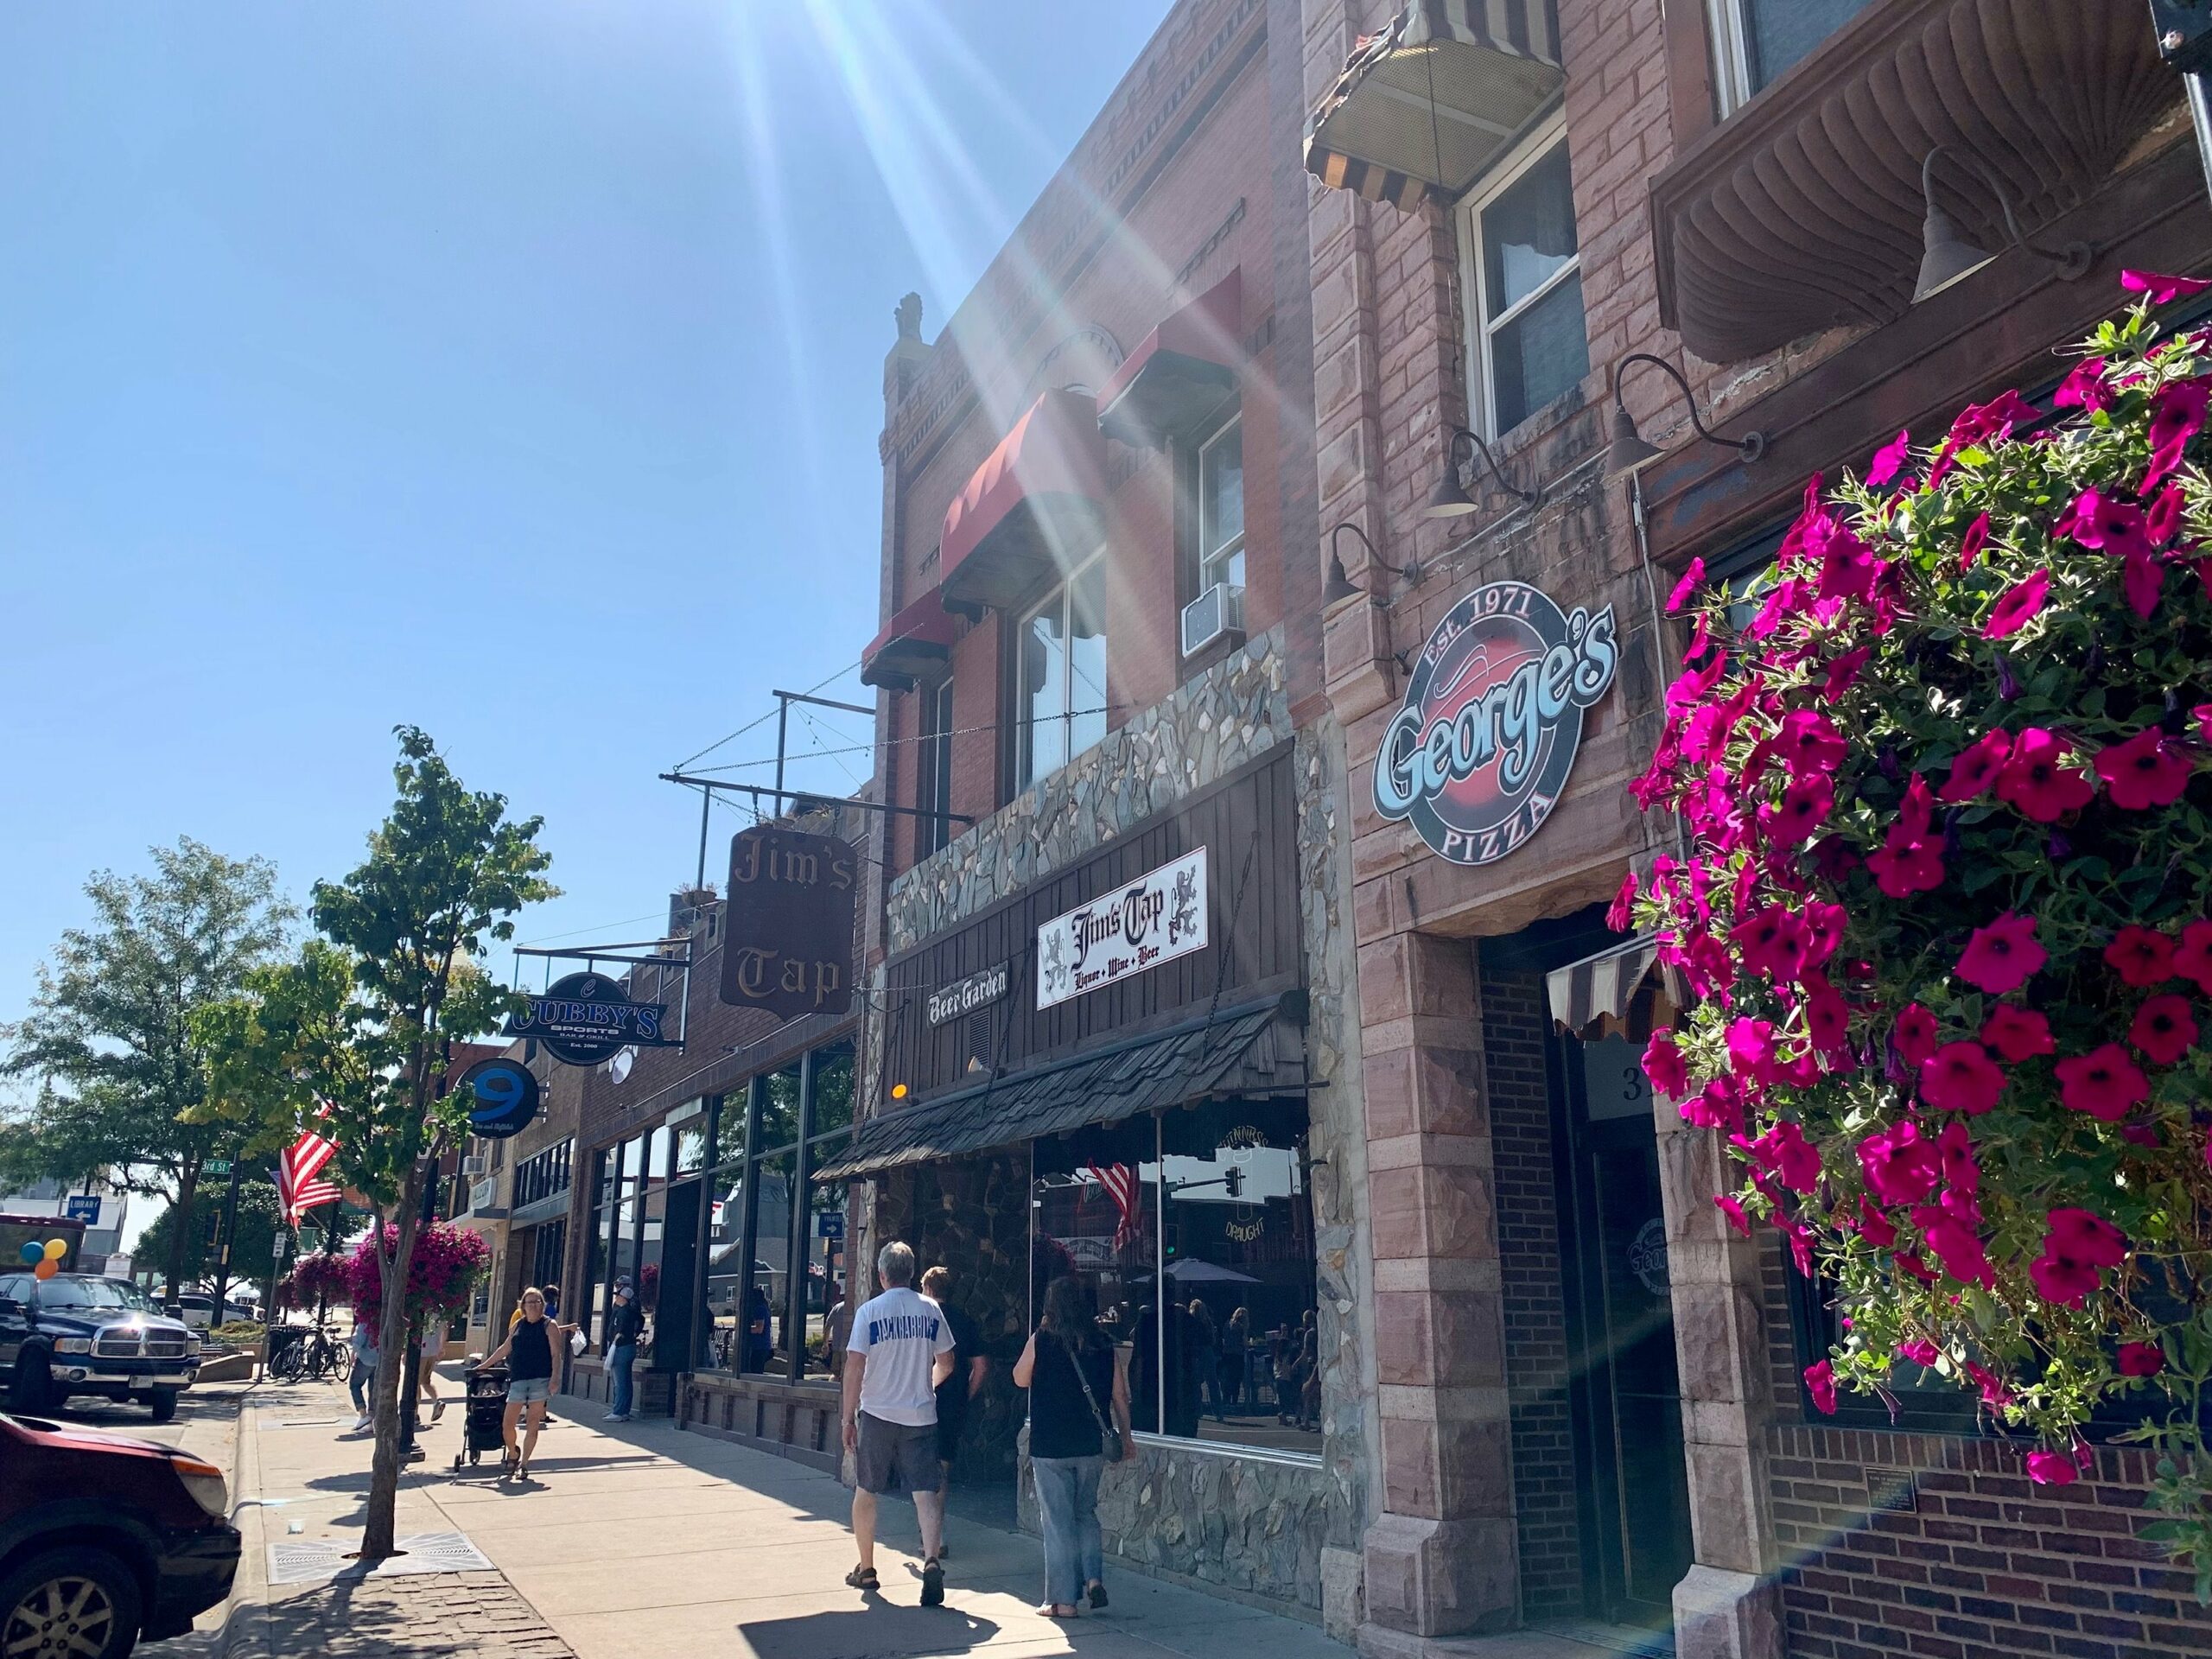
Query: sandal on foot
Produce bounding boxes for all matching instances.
[845,1566,880,1592]
[921,1559,944,1607]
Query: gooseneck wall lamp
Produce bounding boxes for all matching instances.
[1426,424,1540,518]
[1605,352,1765,480]
[1914,145,2092,303]
[1324,521,1419,607]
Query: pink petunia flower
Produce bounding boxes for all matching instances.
[1642,1030,1688,1098]
[1867,832,1945,897]
[2052,357,2113,414]
[2095,728,2194,810]
[1804,1359,1837,1414]
[1666,557,1705,614]
[1866,428,1910,486]
[2106,925,2177,987]
[2130,994,2198,1065]
[1714,1194,1751,1236]
[1981,1004,2054,1062]
[1955,512,1992,574]
[1937,1120,1980,1197]
[1963,1360,2012,1409]
[2030,1206,2127,1307]
[1893,1003,1942,1066]
[1956,913,2045,995]
[1919,1042,2005,1115]
[2121,269,2212,305]
[1859,1120,1940,1206]
[2060,487,2156,561]
[1981,569,2049,639]
[1995,728,2096,822]
[2118,1342,2165,1378]
[2055,1045,2150,1122]
[2026,1449,2080,1487]
[2142,378,2210,494]
[2175,920,2212,996]
[1938,729,2012,803]
[1913,1205,1996,1289]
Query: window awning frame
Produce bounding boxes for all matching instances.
[861,588,961,690]
[937,387,1111,613]
[1303,0,1567,211]
[1096,269,1243,448]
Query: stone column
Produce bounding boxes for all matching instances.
[1656,1112,1785,1659]
[1358,933,1518,1647]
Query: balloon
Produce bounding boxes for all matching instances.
[41,1238,67,1262]
[32,1259,57,1280]
[16,1243,39,1266]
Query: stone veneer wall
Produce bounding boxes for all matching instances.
[885,627,1295,953]
[868,624,1373,1637]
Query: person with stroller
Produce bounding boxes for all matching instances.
[480,1286,575,1480]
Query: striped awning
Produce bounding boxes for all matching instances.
[1304,1,1565,211]
[1546,935,1665,1039]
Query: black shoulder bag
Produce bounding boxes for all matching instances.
[1061,1333,1125,1463]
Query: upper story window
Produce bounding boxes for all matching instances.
[1706,0,1875,114]
[1018,554,1108,787]
[1459,126,1589,438]
[918,677,955,859]
[1197,413,1244,593]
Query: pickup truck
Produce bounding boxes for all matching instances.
[0,1274,200,1422]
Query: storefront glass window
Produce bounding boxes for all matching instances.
[1030,1104,1319,1457]
[758,1060,802,1152]
[750,1150,797,1373]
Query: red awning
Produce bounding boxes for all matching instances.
[938,388,1109,613]
[860,588,960,690]
[1096,269,1242,447]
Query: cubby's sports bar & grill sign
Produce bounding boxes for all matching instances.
[1373,579,1618,866]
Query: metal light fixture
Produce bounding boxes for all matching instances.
[1324,522,1418,607]
[1426,425,1539,518]
[1605,352,1764,480]
[1913,146,2092,304]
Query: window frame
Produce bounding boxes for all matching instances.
[1014,549,1108,790]
[918,677,956,861]
[1195,410,1245,594]
[1701,0,1878,119]
[1453,117,1587,442]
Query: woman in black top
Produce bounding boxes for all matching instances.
[482,1287,575,1479]
[1013,1276,1133,1618]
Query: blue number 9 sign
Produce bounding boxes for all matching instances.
[459,1057,541,1140]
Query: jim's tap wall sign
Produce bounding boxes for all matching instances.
[1373,580,1618,866]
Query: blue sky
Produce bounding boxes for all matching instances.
[0,1,1175,1033]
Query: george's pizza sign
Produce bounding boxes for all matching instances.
[1373,580,1618,866]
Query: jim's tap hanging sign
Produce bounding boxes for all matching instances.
[720,826,857,1020]
[1374,579,1618,866]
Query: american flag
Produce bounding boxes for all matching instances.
[1085,1161,1141,1254]
[276,1105,341,1224]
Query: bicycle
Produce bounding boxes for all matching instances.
[270,1322,345,1382]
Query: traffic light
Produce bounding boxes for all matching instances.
[1224,1166,1244,1198]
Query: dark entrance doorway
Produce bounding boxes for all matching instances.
[1555,1023,1694,1627]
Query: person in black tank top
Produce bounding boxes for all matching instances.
[482,1287,575,1479]
[1013,1276,1133,1618]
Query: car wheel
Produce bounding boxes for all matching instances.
[8,1350,51,1414]
[0,1546,143,1659]
[146,1388,180,1424]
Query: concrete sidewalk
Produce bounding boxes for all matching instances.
[218,1367,1357,1659]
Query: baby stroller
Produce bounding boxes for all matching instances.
[453,1361,510,1472]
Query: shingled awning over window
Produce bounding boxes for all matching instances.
[812,992,1307,1182]
[1304,0,1565,211]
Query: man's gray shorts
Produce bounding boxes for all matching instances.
[855,1412,938,1495]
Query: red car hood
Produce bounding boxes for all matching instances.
[4,1413,177,1461]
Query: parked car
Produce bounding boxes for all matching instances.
[0,1274,200,1421]
[169,1294,215,1333]
[0,1408,241,1656]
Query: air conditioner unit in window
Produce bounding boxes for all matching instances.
[1179,582,1245,658]
[461,1154,488,1179]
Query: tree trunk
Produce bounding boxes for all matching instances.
[361,1167,428,1561]
[162,1160,201,1306]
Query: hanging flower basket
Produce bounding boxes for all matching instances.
[347,1221,490,1328]
[1628,270,2212,1580]
[284,1250,355,1309]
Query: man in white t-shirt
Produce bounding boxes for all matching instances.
[842,1239,956,1605]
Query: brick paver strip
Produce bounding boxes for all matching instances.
[264,1570,576,1657]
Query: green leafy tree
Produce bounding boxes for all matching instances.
[2,839,291,1299]
[197,728,551,1560]
[137,1178,283,1297]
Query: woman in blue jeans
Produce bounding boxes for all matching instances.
[1014,1276,1134,1618]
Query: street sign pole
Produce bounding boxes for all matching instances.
[208,1151,245,1319]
